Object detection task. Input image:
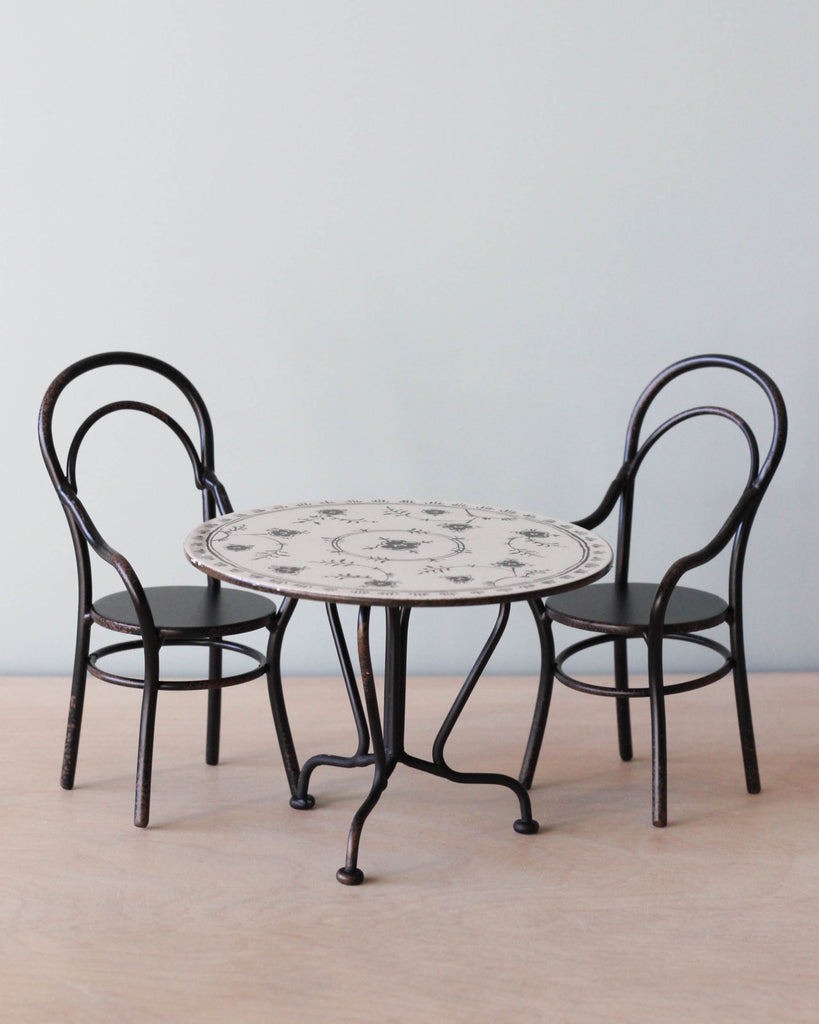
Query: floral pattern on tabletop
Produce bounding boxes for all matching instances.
[184,500,612,606]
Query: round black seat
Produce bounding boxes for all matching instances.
[92,585,277,637]
[546,582,729,636]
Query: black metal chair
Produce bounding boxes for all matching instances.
[38,352,287,827]
[519,354,787,826]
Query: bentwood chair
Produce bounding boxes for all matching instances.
[38,352,283,827]
[519,354,787,826]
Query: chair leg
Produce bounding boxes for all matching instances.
[61,614,91,790]
[519,600,555,790]
[613,636,633,762]
[646,632,667,827]
[730,616,761,794]
[206,645,222,766]
[134,673,159,828]
[206,690,222,766]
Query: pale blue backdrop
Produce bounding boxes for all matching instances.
[3,2,816,678]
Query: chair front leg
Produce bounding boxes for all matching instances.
[62,612,92,790]
[645,628,668,827]
[519,598,556,790]
[134,644,161,828]
[729,611,761,794]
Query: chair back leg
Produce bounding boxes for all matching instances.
[206,645,223,765]
[613,636,633,762]
[646,631,668,827]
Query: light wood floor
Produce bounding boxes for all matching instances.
[1,672,816,1023]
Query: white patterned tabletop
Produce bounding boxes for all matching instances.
[185,500,612,607]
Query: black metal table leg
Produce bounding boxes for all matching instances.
[288,603,378,808]
[265,597,316,810]
[336,602,538,885]
[326,603,370,758]
[428,603,539,834]
[519,597,556,789]
[337,606,389,885]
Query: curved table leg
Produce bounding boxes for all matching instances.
[326,602,370,758]
[337,606,388,885]
[336,602,539,885]
[265,597,316,809]
[290,604,381,805]
[383,605,411,773]
[519,597,556,789]
[429,603,539,834]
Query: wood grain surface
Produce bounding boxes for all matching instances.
[1,672,816,1023]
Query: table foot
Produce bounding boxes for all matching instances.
[289,794,316,810]
[331,606,388,887]
[336,866,365,886]
[514,817,539,835]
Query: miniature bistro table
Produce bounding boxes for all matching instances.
[185,499,612,884]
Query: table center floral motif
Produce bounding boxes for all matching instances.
[184,500,612,606]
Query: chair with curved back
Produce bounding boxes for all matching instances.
[38,352,288,828]
[519,354,787,826]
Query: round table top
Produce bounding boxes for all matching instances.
[184,499,612,607]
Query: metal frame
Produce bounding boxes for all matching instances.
[38,352,281,827]
[518,354,788,826]
[266,599,541,885]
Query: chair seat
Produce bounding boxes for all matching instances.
[92,585,277,638]
[546,582,729,636]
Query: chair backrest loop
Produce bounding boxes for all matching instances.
[65,401,208,492]
[39,352,230,623]
[583,354,787,595]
